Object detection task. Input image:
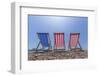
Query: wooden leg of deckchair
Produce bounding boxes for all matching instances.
[36,41,41,53]
[49,44,52,51]
[48,44,50,52]
[68,44,71,51]
[78,41,83,52]
[48,46,51,52]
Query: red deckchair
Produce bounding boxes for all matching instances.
[54,33,65,50]
[68,33,82,51]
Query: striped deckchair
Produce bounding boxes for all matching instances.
[36,33,51,52]
[68,33,82,51]
[54,33,65,50]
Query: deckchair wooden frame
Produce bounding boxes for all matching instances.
[36,33,52,52]
[68,33,82,51]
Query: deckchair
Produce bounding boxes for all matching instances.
[54,33,65,50]
[36,33,51,52]
[68,33,82,51]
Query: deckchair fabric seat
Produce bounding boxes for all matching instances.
[70,33,79,48]
[38,33,49,47]
[54,33,65,50]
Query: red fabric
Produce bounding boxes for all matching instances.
[70,34,79,47]
[54,33,64,49]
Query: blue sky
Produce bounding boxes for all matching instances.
[28,15,88,50]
